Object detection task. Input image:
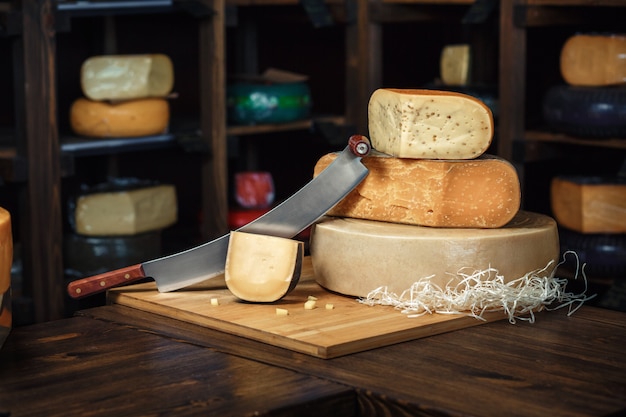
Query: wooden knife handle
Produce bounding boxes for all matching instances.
[348,134,371,156]
[67,264,146,299]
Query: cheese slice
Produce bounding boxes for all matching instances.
[560,34,626,87]
[225,231,304,302]
[551,176,626,233]
[310,211,560,298]
[74,185,177,236]
[314,152,520,228]
[81,54,174,101]
[368,88,494,159]
[440,44,471,86]
[70,97,170,138]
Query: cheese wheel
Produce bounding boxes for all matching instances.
[560,34,626,87]
[368,88,494,159]
[74,185,177,236]
[551,176,626,234]
[440,44,471,86]
[0,207,12,295]
[310,211,560,298]
[81,54,174,101]
[315,152,520,228]
[70,97,169,138]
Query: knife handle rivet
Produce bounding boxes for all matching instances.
[124,273,131,279]
[75,288,82,294]
[99,281,106,287]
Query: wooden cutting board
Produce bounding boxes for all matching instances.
[108,257,507,358]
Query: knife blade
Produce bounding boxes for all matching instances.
[67,135,371,298]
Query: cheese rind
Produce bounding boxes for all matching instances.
[368,88,494,159]
[81,54,174,101]
[0,207,12,295]
[440,44,471,86]
[310,211,560,298]
[225,231,304,302]
[551,176,626,233]
[70,97,170,138]
[314,152,520,228]
[74,185,177,236]
[560,34,626,87]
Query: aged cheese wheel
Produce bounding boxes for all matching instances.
[74,184,177,236]
[314,152,520,228]
[0,207,12,295]
[440,44,471,86]
[81,54,174,101]
[310,211,559,297]
[551,176,626,234]
[560,34,626,87]
[70,97,170,138]
[368,88,493,159]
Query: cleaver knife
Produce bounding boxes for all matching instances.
[67,135,371,299]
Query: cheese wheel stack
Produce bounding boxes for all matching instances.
[70,54,174,138]
[311,88,560,299]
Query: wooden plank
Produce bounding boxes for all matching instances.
[0,316,356,416]
[108,257,506,358]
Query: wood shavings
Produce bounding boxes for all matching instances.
[358,251,595,324]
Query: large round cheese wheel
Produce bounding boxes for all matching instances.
[70,97,170,138]
[560,33,626,87]
[310,211,559,297]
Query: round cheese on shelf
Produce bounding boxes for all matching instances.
[81,54,174,101]
[368,88,494,159]
[310,211,559,298]
[70,97,170,138]
[440,44,471,86]
[314,152,520,228]
[560,33,626,87]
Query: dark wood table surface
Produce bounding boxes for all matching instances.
[1,304,625,417]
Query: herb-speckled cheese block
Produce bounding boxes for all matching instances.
[560,34,626,87]
[314,152,520,228]
[75,185,177,236]
[440,44,471,86]
[368,88,494,159]
[551,176,626,234]
[310,211,559,298]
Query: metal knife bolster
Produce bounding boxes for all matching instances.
[143,135,371,293]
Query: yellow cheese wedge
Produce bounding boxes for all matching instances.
[225,231,304,302]
[81,54,174,101]
[310,211,559,298]
[74,185,177,236]
[440,44,471,86]
[70,97,170,138]
[368,88,494,159]
[314,152,520,228]
[551,176,626,234]
[560,34,626,87]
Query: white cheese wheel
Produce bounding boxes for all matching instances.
[560,34,626,87]
[75,185,177,236]
[310,211,559,297]
[440,44,471,86]
[70,97,170,138]
[314,152,520,228]
[368,88,494,159]
[81,54,174,101]
[551,176,626,234]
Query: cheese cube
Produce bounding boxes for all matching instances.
[368,88,494,159]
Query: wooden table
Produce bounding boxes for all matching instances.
[1,304,625,416]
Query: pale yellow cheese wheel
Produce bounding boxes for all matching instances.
[368,88,494,159]
[310,211,559,297]
[70,97,170,138]
[314,152,520,228]
[560,33,626,86]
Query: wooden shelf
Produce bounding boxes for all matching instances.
[525,131,626,150]
[226,116,345,136]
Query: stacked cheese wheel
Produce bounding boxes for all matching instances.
[543,33,626,138]
[0,207,12,343]
[310,88,560,298]
[70,54,174,138]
